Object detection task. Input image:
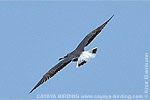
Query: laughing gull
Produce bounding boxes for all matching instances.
[29,15,114,93]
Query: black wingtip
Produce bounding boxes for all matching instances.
[105,15,114,24]
[29,88,35,94]
[110,15,114,19]
[95,15,114,34]
[29,80,41,94]
[112,15,114,18]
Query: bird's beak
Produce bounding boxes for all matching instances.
[59,58,63,60]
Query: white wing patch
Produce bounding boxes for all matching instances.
[77,47,97,68]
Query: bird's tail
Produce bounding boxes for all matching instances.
[88,47,98,54]
[77,47,98,68]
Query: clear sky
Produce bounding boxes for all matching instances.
[0,1,149,100]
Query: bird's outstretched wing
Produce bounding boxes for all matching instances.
[29,58,72,93]
[76,15,114,51]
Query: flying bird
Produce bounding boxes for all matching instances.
[29,15,114,93]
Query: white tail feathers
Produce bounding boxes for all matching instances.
[76,47,97,68]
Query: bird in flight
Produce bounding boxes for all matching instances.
[29,15,114,93]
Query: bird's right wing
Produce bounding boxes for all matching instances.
[29,58,72,93]
[76,15,114,51]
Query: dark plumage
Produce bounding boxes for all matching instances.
[29,15,114,93]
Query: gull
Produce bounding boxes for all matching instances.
[29,15,114,93]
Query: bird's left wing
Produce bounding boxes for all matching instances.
[76,15,114,51]
[29,58,72,93]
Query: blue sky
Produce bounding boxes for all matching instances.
[0,1,149,99]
